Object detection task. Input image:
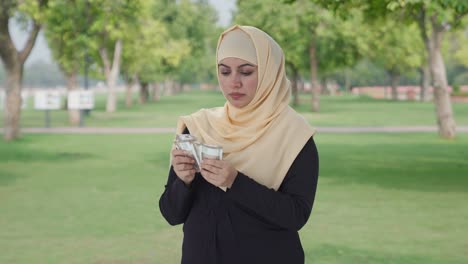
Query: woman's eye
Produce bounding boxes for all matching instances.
[241,71,253,76]
[220,71,230,76]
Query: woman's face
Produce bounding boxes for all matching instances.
[218,57,258,108]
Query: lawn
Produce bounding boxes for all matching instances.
[1,133,467,263]
[2,89,468,128]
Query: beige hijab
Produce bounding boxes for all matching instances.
[176,25,315,190]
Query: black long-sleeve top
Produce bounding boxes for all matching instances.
[159,136,319,264]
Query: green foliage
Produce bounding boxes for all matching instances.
[88,0,142,41]
[152,0,220,84]
[314,8,365,74]
[121,1,189,83]
[235,0,364,80]
[365,20,423,75]
[16,0,48,23]
[235,0,309,73]
[443,21,468,68]
[340,60,388,86]
[453,71,468,86]
[93,0,142,62]
[45,0,93,74]
[356,0,468,29]
[43,0,146,81]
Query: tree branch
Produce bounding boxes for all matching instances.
[99,47,111,79]
[0,3,17,67]
[416,6,429,44]
[17,0,49,64]
[111,39,122,75]
[18,21,41,64]
[452,10,468,26]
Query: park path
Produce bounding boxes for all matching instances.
[4,126,468,134]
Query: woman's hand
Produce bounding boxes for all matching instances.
[200,159,238,188]
[171,149,196,186]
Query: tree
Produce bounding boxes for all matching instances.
[0,0,48,141]
[237,0,363,110]
[44,0,92,125]
[120,0,193,105]
[376,0,466,138]
[309,0,467,138]
[151,0,219,93]
[443,22,468,87]
[86,0,143,113]
[172,0,220,86]
[366,20,422,100]
[235,0,308,106]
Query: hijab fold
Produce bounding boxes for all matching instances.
[176,25,315,191]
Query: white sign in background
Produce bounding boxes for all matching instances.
[34,90,62,110]
[68,90,94,110]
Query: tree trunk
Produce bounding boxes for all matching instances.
[321,78,327,95]
[289,63,299,107]
[286,62,299,106]
[175,82,182,94]
[99,39,122,113]
[0,14,41,141]
[429,18,456,139]
[164,79,174,95]
[152,82,161,102]
[416,7,432,102]
[309,41,320,112]
[419,64,431,101]
[389,71,400,100]
[298,79,304,92]
[125,79,132,108]
[125,74,137,108]
[344,68,352,93]
[139,82,149,104]
[65,71,80,126]
[3,65,22,140]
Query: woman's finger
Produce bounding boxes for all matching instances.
[172,149,189,156]
[202,159,223,169]
[173,156,195,166]
[179,163,195,171]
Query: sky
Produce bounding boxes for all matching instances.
[10,0,236,65]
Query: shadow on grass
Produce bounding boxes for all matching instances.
[0,169,26,186]
[0,148,96,163]
[306,244,463,264]
[0,146,96,186]
[0,135,96,163]
[319,140,468,193]
[292,95,433,116]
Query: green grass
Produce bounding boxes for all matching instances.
[2,90,468,128]
[296,94,468,127]
[1,133,467,263]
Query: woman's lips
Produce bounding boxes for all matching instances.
[229,93,244,100]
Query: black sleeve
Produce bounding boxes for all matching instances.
[159,167,194,225]
[158,128,194,225]
[226,137,319,231]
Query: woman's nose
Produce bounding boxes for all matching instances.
[230,73,242,88]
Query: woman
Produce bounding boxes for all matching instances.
[159,25,319,264]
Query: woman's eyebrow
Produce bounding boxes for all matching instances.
[238,63,256,68]
[217,63,256,68]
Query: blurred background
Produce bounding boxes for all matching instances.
[1,0,467,263]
